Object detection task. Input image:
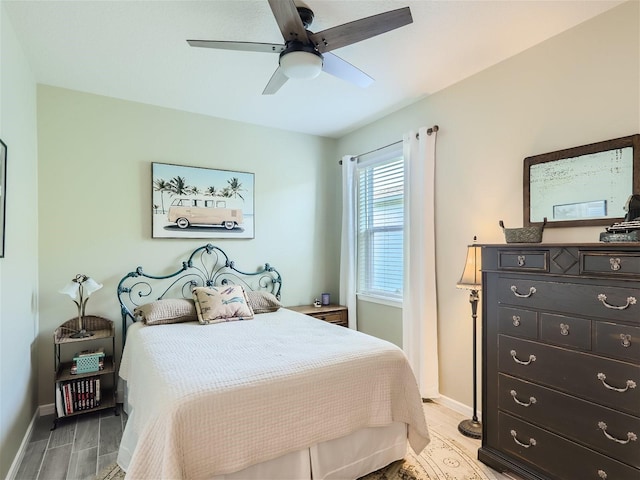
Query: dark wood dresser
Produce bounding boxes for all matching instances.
[479,244,640,480]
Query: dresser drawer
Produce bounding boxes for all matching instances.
[499,374,640,468]
[499,412,640,480]
[311,311,345,325]
[498,307,538,339]
[498,277,640,324]
[498,250,548,272]
[499,336,640,415]
[540,313,591,350]
[581,251,640,277]
[596,321,640,362]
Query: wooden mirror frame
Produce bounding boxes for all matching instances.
[524,134,640,228]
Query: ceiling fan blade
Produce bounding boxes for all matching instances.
[262,67,289,95]
[322,52,373,88]
[187,39,285,54]
[309,6,413,53]
[267,0,309,43]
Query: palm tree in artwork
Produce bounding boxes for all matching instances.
[153,178,171,214]
[169,176,190,197]
[226,177,245,201]
[190,186,202,195]
[205,186,218,196]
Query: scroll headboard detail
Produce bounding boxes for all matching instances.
[117,244,282,337]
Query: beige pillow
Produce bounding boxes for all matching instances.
[246,290,282,314]
[192,285,254,324]
[133,298,198,325]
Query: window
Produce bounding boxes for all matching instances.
[356,145,404,301]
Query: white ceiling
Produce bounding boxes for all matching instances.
[3,0,624,138]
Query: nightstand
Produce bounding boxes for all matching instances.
[288,304,348,327]
[53,315,118,428]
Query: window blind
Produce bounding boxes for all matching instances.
[356,149,404,300]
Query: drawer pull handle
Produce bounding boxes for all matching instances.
[510,350,536,365]
[620,334,632,348]
[510,286,536,298]
[559,323,570,336]
[597,422,638,444]
[597,373,637,392]
[598,470,607,479]
[510,390,537,407]
[597,294,637,310]
[512,315,521,327]
[510,430,536,448]
[610,257,621,271]
[517,255,526,267]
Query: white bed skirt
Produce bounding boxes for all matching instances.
[118,394,407,480]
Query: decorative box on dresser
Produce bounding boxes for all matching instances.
[479,244,640,480]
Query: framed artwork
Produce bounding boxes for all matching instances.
[152,162,255,239]
[0,139,6,257]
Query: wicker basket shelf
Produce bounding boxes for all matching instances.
[54,316,115,344]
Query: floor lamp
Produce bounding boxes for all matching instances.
[456,237,482,439]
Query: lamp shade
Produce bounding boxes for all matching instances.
[59,280,81,299]
[82,277,103,297]
[280,51,323,80]
[457,244,482,290]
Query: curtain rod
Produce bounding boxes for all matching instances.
[338,125,439,164]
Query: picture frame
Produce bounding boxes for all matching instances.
[0,139,6,257]
[152,162,255,239]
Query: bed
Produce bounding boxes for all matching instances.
[116,244,430,479]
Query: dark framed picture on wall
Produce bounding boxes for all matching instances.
[151,162,255,239]
[0,139,6,257]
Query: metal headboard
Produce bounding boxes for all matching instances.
[117,244,282,338]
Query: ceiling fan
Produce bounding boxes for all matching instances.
[187,0,413,95]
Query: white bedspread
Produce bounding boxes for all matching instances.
[119,308,430,479]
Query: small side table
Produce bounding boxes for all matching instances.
[288,304,348,327]
[53,316,118,429]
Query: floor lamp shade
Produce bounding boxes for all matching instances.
[457,244,482,290]
[457,240,483,439]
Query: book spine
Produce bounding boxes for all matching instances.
[64,383,73,415]
[55,385,65,417]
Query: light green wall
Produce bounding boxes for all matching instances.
[338,1,640,409]
[0,4,39,478]
[36,86,340,406]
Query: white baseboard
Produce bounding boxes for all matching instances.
[40,402,55,416]
[432,394,483,422]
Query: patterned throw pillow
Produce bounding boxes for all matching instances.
[192,285,255,324]
[133,298,198,325]
[246,290,282,314]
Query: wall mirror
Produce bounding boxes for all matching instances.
[524,134,639,228]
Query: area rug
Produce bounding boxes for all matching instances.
[95,425,493,480]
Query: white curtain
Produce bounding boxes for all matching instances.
[339,155,357,329]
[402,127,439,399]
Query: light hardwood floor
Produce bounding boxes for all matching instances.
[13,401,520,480]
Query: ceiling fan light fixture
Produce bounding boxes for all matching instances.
[279,50,323,80]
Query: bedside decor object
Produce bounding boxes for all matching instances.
[600,194,640,242]
[59,274,103,338]
[321,293,330,306]
[499,218,546,243]
[456,237,482,439]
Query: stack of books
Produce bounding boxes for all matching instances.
[55,377,101,416]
